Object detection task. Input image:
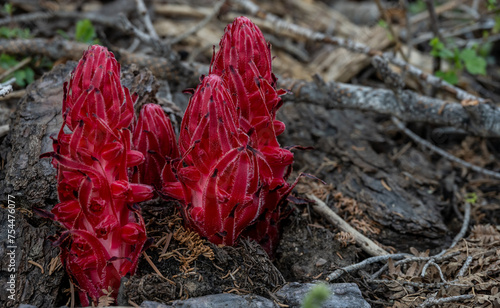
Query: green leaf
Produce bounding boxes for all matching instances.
[429,37,453,59]
[75,19,96,43]
[409,0,426,14]
[24,67,34,84]
[464,56,487,75]
[0,26,31,39]
[3,3,13,15]
[488,0,497,11]
[465,192,478,205]
[494,16,500,34]
[439,48,454,59]
[0,53,17,68]
[13,70,26,87]
[436,70,459,85]
[460,48,486,75]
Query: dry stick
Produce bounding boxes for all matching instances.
[0,9,174,60]
[141,251,175,285]
[409,0,464,25]
[0,11,119,27]
[370,55,500,179]
[424,0,444,42]
[420,202,471,277]
[0,77,15,97]
[70,282,75,308]
[116,14,169,57]
[419,294,474,308]
[0,89,24,101]
[233,0,483,103]
[280,77,500,138]
[393,117,500,180]
[370,251,461,281]
[457,255,473,278]
[0,56,31,80]
[169,0,226,45]
[135,0,160,40]
[307,194,389,257]
[427,261,447,282]
[424,0,443,97]
[326,253,411,281]
[373,0,408,62]
[369,278,469,288]
[0,38,197,85]
[402,0,413,60]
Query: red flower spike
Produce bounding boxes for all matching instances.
[132,104,179,190]
[210,16,275,89]
[40,45,153,306]
[161,17,300,256]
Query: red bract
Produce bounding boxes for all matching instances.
[162,17,297,255]
[210,16,275,89]
[40,45,153,306]
[132,103,179,190]
[209,16,292,181]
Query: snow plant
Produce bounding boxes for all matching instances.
[162,17,296,254]
[40,45,177,305]
[39,16,297,305]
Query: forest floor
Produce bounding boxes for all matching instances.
[1,0,500,307]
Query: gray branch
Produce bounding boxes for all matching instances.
[280,78,500,138]
[0,77,15,97]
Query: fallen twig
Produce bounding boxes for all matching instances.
[233,0,483,103]
[370,55,500,179]
[0,9,174,59]
[0,57,32,81]
[0,38,198,86]
[307,194,389,257]
[419,294,474,308]
[370,251,461,280]
[135,0,160,40]
[169,0,226,45]
[141,251,175,285]
[457,255,473,278]
[281,77,500,138]
[326,253,410,281]
[0,11,119,27]
[392,117,500,180]
[0,78,15,97]
[421,202,471,277]
[0,89,24,101]
[368,278,469,289]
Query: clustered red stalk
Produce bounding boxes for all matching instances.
[42,16,297,305]
[40,46,177,305]
[132,103,179,191]
[162,16,296,254]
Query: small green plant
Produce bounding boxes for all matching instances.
[0,26,31,39]
[465,192,478,205]
[302,284,330,308]
[488,0,497,11]
[429,37,487,84]
[0,54,35,87]
[409,0,426,14]
[2,3,13,15]
[75,19,99,44]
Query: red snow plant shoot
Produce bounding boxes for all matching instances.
[162,17,297,255]
[40,45,155,306]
